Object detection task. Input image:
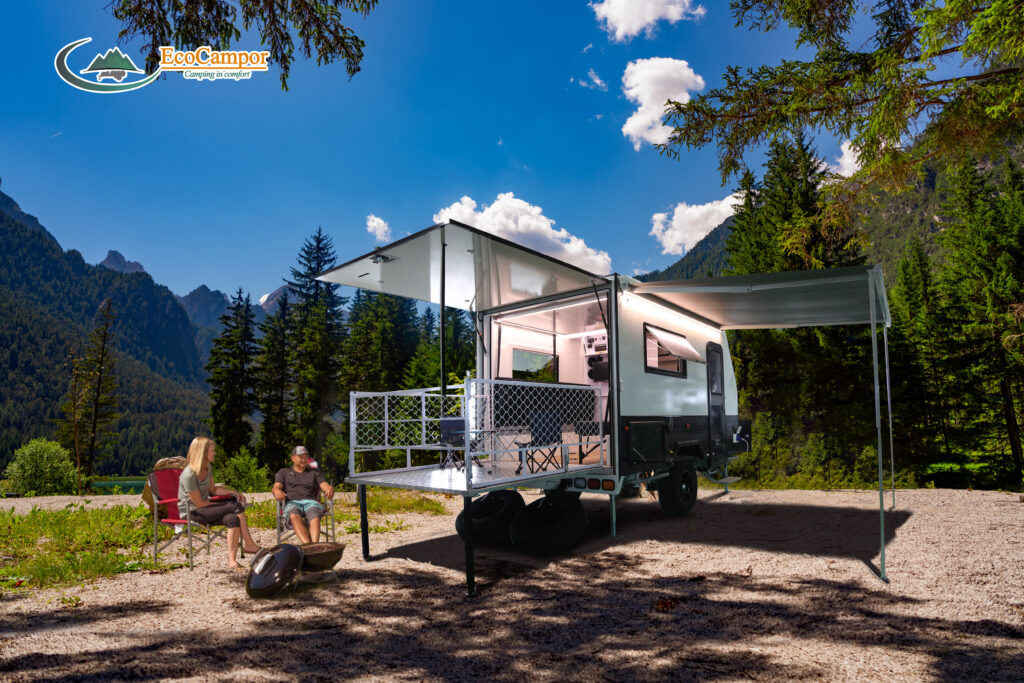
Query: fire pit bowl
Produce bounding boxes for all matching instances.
[299,542,346,571]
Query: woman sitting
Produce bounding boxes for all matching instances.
[179,436,261,569]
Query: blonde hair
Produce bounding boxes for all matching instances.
[186,436,215,478]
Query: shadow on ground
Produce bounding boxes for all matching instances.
[3,564,1021,682]
[376,494,911,581]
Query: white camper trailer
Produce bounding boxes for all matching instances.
[319,220,894,594]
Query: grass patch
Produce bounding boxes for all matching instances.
[0,504,158,590]
[341,488,447,515]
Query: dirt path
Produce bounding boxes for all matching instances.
[2,488,1023,681]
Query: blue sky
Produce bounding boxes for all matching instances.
[0,1,852,301]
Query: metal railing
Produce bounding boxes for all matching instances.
[349,378,607,489]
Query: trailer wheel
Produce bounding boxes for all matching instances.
[509,493,588,556]
[456,490,526,545]
[657,463,698,517]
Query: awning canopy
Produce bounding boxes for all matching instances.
[629,265,891,330]
[317,221,601,312]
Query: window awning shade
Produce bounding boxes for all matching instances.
[647,325,704,362]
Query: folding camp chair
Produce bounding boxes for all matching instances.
[148,468,235,569]
[574,420,610,464]
[515,412,565,474]
[276,495,337,544]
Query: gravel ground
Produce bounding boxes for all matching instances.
[1,487,1023,681]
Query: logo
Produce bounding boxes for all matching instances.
[55,38,160,93]
[158,46,270,81]
[56,38,272,92]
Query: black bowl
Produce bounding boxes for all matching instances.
[246,544,304,599]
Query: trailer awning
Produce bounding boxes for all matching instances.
[317,221,601,312]
[628,265,891,329]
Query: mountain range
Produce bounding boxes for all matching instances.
[0,181,284,474]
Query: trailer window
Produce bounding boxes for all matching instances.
[511,348,559,383]
[644,323,702,378]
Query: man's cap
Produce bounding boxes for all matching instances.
[291,446,309,457]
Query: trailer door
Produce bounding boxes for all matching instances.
[706,342,727,452]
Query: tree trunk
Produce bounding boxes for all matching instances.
[999,376,1024,488]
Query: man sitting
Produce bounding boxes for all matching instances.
[272,446,335,544]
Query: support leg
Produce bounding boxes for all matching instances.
[724,464,730,494]
[463,495,476,597]
[358,485,370,560]
[609,493,617,537]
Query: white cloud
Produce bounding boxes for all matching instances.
[621,58,704,150]
[829,140,861,177]
[579,68,608,91]
[592,0,705,42]
[649,193,739,256]
[366,214,392,243]
[497,137,503,146]
[582,42,593,53]
[433,193,612,274]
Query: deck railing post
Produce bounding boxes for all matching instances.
[349,393,357,478]
[359,484,370,561]
[464,378,473,486]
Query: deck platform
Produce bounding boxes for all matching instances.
[347,459,608,495]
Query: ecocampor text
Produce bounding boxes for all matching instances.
[159,46,270,71]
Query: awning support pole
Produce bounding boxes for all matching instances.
[439,226,447,398]
[883,326,896,509]
[463,495,476,597]
[869,278,889,583]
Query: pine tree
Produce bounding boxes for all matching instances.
[79,299,119,482]
[254,292,292,469]
[287,229,346,457]
[724,133,871,479]
[55,344,88,493]
[343,291,420,392]
[938,160,1024,487]
[403,309,440,389]
[206,289,257,457]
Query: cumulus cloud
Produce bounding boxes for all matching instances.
[366,214,392,243]
[829,140,861,177]
[649,194,739,256]
[579,68,608,91]
[433,193,612,274]
[621,58,704,150]
[592,0,705,42]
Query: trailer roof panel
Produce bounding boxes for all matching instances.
[630,265,891,329]
[317,221,601,311]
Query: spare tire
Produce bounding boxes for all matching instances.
[509,493,588,556]
[657,463,699,517]
[456,490,526,545]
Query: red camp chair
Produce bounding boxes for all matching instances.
[148,468,235,569]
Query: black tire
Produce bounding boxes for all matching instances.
[455,490,526,545]
[509,493,588,556]
[657,463,698,517]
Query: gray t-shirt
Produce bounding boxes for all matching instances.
[178,466,212,517]
[274,467,326,502]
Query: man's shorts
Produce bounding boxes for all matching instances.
[282,499,325,521]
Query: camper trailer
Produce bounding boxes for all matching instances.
[319,220,893,593]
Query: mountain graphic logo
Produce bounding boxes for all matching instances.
[55,38,160,93]
[80,47,143,83]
